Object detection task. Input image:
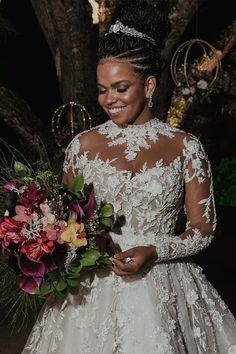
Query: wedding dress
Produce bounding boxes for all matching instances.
[22,118,236,354]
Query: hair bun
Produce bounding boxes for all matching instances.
[112,0,170,49]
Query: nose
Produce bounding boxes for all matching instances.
[105,90,117,105]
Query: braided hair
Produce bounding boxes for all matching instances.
[97,1,171,80]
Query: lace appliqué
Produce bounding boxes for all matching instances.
[156,229,214,262]
[97,118,175,161]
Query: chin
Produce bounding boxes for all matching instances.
[109,115,133,127]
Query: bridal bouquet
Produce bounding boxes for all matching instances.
[0,161,124,297]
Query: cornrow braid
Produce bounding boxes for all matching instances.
[97,1,170,79]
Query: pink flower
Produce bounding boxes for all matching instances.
[189,86,196,94]
[43,221,67,242]
[0,217,25,245]
[13,205,38,223]
[3,181,20,192]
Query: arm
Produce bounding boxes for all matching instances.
[155,135,216,262]
[112,135,216,275]
[62,135,82,186]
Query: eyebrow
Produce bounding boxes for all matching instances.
[97,80,132,88]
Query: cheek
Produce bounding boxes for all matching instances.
[98,95,105,107]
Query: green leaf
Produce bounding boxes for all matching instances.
[100,203,114,217]
[47,271,59,281]
[34,286,41,295]
[80,249,101,266]
[67,278,80,288]
[101,217,114,229]
[39,282,53,296]
[70,175,84,194]
[14,161,32,177]
[55,279,67,292]
[71,264,83,274]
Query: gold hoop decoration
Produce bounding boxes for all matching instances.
[170,38,221,89]
[51,101,92,148]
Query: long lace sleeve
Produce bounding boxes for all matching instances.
[62,135,82,186]
[156,135,217,262]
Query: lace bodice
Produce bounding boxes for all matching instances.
[63,118,216,262]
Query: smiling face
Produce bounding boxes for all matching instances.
[97,61,155,126]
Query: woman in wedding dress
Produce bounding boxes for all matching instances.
[22,2,236,353]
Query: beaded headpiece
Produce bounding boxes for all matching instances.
[107,20,156,46]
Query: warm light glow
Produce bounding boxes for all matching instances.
[88,0,99,24]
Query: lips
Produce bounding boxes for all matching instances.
[107,106,126,115]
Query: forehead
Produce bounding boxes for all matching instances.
[97,61,139,84]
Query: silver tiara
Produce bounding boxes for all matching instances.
[108,20,156,45]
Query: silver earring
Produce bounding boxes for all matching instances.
[148,92,153,108]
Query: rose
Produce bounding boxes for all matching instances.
[197,79,208,90]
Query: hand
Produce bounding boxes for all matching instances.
[111,246,157,277]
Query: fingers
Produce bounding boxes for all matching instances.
[111,257,139,276]
[114,249,134,261]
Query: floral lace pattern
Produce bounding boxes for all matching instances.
[22,120,236,354]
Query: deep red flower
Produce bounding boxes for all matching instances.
[18,182,48,210]
[20,232,55,261]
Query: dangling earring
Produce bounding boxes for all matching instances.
[148,92,153,108]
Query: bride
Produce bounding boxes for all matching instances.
[22,1,236,353]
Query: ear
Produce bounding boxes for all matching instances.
[144,76,156,97]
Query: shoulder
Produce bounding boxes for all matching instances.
[65,121,107,156]
[158,120,205,155]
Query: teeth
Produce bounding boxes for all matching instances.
[108,107,124,114]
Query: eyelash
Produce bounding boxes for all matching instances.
[98,86,129,95]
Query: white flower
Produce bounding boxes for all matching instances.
[182,87,190,95]
[197,79,208,90]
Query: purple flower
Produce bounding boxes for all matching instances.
[83,193,97,222]
[18,276,43,295]
[7,252,58,294]
[70,192,96,222]
[95,233,118,256]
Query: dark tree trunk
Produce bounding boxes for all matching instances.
[0,83,62,166]
[30,0,99,123]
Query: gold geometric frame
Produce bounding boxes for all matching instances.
[51,101,92,147]
[170,38,221,88]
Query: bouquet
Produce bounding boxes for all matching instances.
[0,161,124,298]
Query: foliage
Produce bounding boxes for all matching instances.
[213,157,236,207]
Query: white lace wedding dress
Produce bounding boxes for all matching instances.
[22,118,236,354]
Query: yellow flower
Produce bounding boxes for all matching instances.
[61,221,87,248]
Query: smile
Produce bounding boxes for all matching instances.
[108,107,125,114]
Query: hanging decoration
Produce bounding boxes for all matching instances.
[171,39,221,97]
[51,101,92,148]
[167,38,221,127]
